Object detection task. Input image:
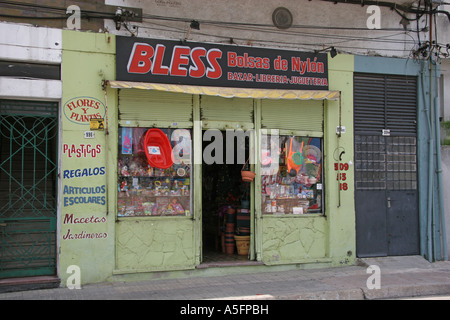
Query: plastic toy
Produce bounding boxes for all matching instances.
[144,128,174,169]
[286,138,304,176]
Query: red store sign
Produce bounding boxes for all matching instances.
[116,36,329,91]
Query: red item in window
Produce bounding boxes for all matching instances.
[144,128,174,169]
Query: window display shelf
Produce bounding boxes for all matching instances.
[261,134,323,216]
[117,194,191,217]
[117,177,191,217]
[116,215,192,221]
[117,127,193,218]
[261,213,325,219]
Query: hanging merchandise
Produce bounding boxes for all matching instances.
[143,128,174,169]
[304,139,321,164]
[304,138,322,184]
[121,127,133,154]
[286,137,303,176]
[241,158,255,182]
[133,127,146,154]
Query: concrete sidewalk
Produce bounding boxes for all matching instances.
[0,256,449,300]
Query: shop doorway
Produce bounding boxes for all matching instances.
[201,129,253,264]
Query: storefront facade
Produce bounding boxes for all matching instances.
[4,27,441,287]
[0,1,446,289]
[56,30,356,285]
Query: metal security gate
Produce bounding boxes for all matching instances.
[0,100,58,278]
[354,73,420,257]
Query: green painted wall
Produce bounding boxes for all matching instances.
[114,90,197,274]
[326,54,356,266]
[116,218,195,271]
[259,54,355,266]
[261,216,327,264]
[60,30,116,285]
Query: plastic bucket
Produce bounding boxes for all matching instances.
[234,235,250,255]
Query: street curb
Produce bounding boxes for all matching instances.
[269,289,366,300]
[211,289,366,300]
[214,283,450,300]
[362,283,450,300]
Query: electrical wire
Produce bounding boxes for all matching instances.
[206,22,418,45]
[0,0,447,57]
[141,12,421,33]
[0,0,116,18]
[132,21,417,53]
[0,13,112,20]
[136,12,421,47]
[135,5,428,51]
[134,14,420,49]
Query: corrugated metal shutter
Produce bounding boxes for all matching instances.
[261,99,323,132]
[118,89,193,123]
[386,76,417,136]
[354,73,419,258]
[200,95,254,123]
[354,73,418,191]
[354,73,417,136]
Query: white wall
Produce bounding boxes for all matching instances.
[0,21,62,100]
[104,0,432,58]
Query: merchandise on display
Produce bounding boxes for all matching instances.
[117,127,192,217]
[261,135,323,215]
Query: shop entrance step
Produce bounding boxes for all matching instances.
[0,275,60,293]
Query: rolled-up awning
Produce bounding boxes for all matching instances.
[105,80,340,101]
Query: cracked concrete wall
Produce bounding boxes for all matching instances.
[116,219,195,270]
[261,217,327,264]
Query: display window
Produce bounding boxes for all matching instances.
[261,134,323,215]
[117,127,192,217]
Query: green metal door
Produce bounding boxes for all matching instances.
[0,100,58,278]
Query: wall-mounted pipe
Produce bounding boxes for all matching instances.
[433,66,448,260]
[421,65,434,261]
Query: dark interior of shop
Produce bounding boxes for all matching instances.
[201,130,252,264]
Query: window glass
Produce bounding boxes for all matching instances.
[261,134,323,215]
[117,127,192,217]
